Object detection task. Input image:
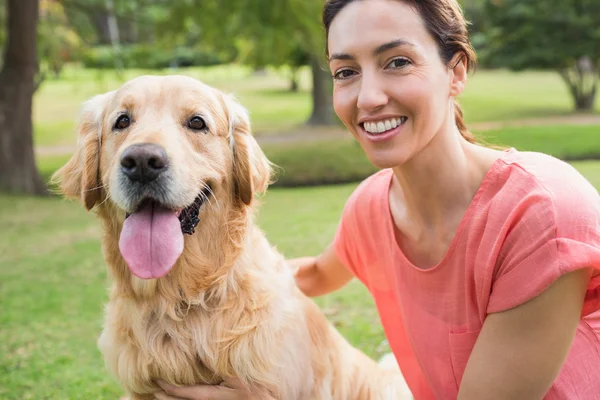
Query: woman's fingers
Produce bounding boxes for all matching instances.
[155,380,236,400]
[154,390,188,400]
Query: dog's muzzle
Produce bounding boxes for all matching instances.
[120,143,212,235]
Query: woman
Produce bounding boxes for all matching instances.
[156,0,600,398]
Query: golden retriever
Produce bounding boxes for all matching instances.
[52,75,411,399]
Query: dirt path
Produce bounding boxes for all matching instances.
[36,114,600,157]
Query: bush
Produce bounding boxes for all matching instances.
[81,45,231,70]
[263,139,378,187]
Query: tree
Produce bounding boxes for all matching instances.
[38,0,83,78]
[0,0,46,195]
[483,0,600,111]
[166,0,335,125]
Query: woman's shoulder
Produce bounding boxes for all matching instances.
[338,169,393,230]
[503,149,596,192]
[488,148,599,240]
[490,149,598,213]
[345,168,393,208]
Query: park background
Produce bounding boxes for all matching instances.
[1,0,599,398]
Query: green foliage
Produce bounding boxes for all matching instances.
[165,0,325,68]
[38,1,83,78]
[81,45,231,70]
[61,0,172,45]
[264,139,378,187]
[483,0,600,110]
[483,0,600,70]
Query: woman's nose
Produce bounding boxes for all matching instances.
[356,72,388,111]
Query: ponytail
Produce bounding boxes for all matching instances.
[454,100,476,144]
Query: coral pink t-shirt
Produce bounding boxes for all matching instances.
[334,149,600,399]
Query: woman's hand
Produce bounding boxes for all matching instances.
[154,377,274,400]
[290,244,353,298]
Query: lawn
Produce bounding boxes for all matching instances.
[2,160,599,399]
[33,65,599,148]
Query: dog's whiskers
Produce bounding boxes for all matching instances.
[203,184,221,211]
[83,183,106,193]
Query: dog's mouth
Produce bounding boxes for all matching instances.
[119,186,212,280]
[125,185,212,235]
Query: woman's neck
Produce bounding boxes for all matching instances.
[390,124,502,238]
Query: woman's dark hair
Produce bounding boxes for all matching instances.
[323,0,478,144]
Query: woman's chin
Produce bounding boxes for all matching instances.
[364,149,411,170]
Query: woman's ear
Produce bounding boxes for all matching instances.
[51,92,113,210]
[449,53,468,97]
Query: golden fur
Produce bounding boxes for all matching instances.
[52,75,410,399]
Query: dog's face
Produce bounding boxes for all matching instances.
[54,75,271,280]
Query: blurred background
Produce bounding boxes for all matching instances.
[1,0,599,397]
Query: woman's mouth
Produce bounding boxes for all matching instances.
[360,116,408,142]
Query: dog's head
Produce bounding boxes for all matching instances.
[53,75,271,280]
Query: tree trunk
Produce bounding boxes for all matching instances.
[559,57,598,113]
[90,12,113,45]
[575,87,597,111]
[307,56,335,126]
[0,0,46,195]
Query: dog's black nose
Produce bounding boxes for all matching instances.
[120,144,168,183]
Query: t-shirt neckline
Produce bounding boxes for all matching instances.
[382,147,516,272]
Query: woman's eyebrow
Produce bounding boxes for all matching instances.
[374,39,416,55]
[329,39,416,62]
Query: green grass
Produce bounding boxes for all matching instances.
[479,124,600,159]
[460,69,600,122]
[34,65,599,148]
[2,161,599,398]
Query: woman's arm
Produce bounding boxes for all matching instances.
[154,378,275,400]
[290,243,354,297]
[458,268,591,400]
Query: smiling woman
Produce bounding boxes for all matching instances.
[289,1,600,400]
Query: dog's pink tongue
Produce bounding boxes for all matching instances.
[119,202,183,279]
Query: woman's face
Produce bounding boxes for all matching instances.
[328,0,465,168]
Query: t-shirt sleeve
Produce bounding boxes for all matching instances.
[487,171,600,314]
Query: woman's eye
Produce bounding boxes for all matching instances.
[386,57,411,70]
[188,116,207,131]
[113,114,131,130]
[333,69,357,80]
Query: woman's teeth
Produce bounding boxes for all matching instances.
[363,117,407,134]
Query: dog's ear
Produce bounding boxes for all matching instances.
[223,94,272,206]
[51,92,112,210]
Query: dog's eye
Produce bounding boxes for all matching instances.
[113,114,131,130]
[188,116,207,132]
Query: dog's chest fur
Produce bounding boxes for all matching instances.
[98,297,223,395]
[97,275,315,399]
